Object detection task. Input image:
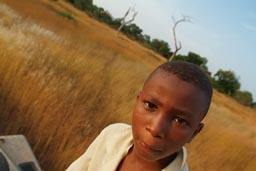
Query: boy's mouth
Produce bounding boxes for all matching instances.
[140,141,162,153]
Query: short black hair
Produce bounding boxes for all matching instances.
[145,61,213,114]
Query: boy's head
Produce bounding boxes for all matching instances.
[131,61,212,164]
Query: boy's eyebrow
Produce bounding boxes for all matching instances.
[145,94,195,119]
[145,94,164,106]
[174,109,194,118]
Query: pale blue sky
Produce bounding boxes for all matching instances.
[94,0,256,101]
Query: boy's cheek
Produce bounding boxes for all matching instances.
[168,128,195,144]
[133,107,148,126]
[133,103,145,115]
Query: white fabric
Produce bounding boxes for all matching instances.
[66,123,188,171]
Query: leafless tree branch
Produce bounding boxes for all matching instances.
[169,16,191,61]
[116,7,138,35]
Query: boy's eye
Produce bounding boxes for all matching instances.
[143,101,157,111]
[174,117,189,126]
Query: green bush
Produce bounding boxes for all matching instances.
[233,90,253,106]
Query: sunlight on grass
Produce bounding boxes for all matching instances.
[0,1,152,170]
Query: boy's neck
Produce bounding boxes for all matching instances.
[117,146,177,171]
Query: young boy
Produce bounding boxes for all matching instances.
[66,61,213,171]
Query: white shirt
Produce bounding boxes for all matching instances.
[66,123,188,171]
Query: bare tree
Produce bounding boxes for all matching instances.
[169,16,191,61]
[116,7,138,35]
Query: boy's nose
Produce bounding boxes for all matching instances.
[146,115,168,138]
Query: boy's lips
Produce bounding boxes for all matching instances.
[140,140,162,153]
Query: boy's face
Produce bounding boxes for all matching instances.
[132,69,209,163]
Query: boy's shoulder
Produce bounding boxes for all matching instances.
[103,123,131,132]
[96,123,133,155]
[100,123,132,140]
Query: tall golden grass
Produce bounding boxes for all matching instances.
[0,0,255,171]
[186,90,256,171]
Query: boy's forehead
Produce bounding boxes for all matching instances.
[143,69,196,95]
[144,69,182,88]
[145,69,174,84]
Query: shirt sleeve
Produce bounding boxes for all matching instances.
[65,128,107,171]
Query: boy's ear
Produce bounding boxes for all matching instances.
[187,123,204,143]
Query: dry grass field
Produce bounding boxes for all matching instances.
[0,0,255,171]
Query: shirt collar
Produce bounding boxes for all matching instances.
[162,147,187,171]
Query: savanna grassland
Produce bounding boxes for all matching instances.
[0,0,255,171]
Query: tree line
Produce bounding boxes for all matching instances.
[63,0,255,108]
